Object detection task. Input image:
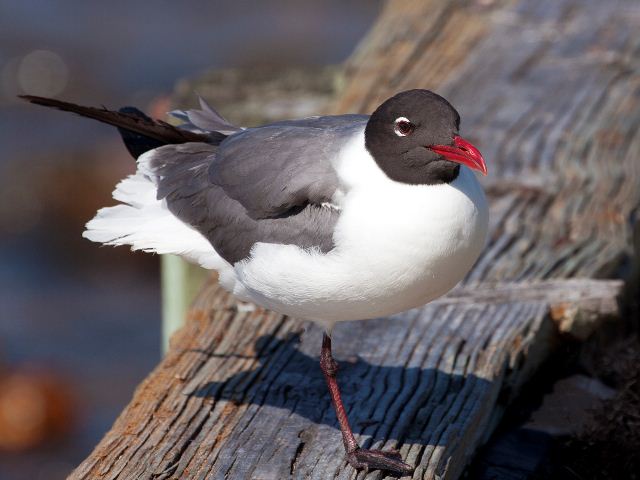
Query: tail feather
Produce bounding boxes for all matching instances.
[83,159,226,270]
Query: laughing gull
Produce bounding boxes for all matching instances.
[22,89,488,474]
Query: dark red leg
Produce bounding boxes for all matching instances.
[320,333,413,475]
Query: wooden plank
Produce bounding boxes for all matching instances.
[69,0,640,478]
[69,278,622,480]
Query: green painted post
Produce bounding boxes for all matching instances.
[161,255,209,353]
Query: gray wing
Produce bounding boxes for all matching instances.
[209,115,369,219]
[151,114,368,264]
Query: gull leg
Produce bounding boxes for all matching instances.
[319,333,414,475]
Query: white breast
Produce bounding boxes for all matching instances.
[231,130,489,329]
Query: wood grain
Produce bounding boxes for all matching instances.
[69,0,640,478]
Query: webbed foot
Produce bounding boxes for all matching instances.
[346,448,413,475]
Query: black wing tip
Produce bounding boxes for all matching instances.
[18,94,65,103]
[119,106,149,116]
[20,94,212,150]
[17,94,104,112]
[18,94,48,104]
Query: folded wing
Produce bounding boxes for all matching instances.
[210,115,367,219]
[154,116,369,263]
[85,112,368,267]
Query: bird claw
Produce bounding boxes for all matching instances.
[346,448,414,476]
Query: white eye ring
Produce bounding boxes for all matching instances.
[394,117,413,136]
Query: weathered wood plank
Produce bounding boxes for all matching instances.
[69,278,622,480]
[69,0,640,478]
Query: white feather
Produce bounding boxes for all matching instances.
[83,151,227,271]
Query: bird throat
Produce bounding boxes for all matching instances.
[375,154,461,186]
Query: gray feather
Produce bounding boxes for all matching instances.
[170,96,242,136]
[209,115,368,219]
[148,114,369,263]
[150,142,339,264]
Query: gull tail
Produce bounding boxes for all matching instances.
[83,152,227,271]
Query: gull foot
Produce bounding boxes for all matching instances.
[346,448,414,475]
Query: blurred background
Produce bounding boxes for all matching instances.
[0,2,380,478]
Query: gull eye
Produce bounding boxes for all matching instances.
[394,117,414,137]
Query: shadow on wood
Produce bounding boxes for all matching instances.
[189,332,494,447]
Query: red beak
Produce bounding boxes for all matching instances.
[429,135,488,176]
